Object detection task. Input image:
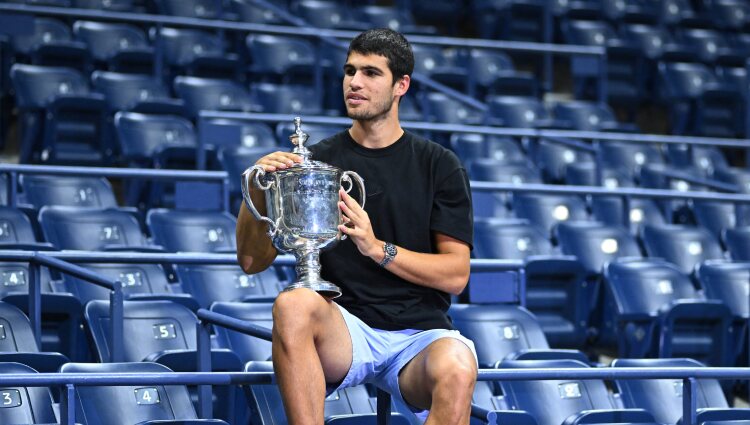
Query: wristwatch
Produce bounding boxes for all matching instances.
[378,242,397,267]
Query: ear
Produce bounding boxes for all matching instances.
[393,75,410,97]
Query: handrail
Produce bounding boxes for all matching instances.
[0,164,230,211]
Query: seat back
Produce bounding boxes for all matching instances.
[659,62,718,100]
[0,301,45,353]
[592,197,665,232]
[512,193,589,237]
[724,226,750,261]
[0,362,57,424]
[154,0,221,18]
[176,265,283,309]
[39,206,146,250]
[20,175,117,210]
[72,0,134,10]
[211,302,274,362]
[612,358,727,425]
[91,71,172,112]
[692,201,737,240]
[218,146,278,196]
[174,76,256,117]
[230,0,284,24]
[11,17,73,53]
[420,91,483,124]
[252,83,322,115]
[498,359,615,425]
[10,64,90,110]
[697,260,750,319]
[553,101,620,131]
[487,96,550,128]
[72,20,150,62]
[246,34,317,77]
[473,218,554,260]
[449,304,549,367]
[62,263,172,305]
[533,138,594,182]
[0,207,38,245]
[469,159,541,184]
[156,27,227,66]
[147,209,236,252]
[114,112,196,160]
[449,133,526,169]
[556,221,642,275]
[84,300,197,362]
[60,361,206,424]
[641,224,724,275]
[600,142,663,180]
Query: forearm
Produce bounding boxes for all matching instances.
[369,243,470,295]
[236,188,277,274]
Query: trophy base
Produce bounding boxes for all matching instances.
[283,281,342,299]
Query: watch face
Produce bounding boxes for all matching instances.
[385,243,397,256]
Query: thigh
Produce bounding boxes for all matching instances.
[316,299,354,384]
[396,337,477,410]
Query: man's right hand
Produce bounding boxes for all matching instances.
[255,152,304,172]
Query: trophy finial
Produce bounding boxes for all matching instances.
[290,117,311,159]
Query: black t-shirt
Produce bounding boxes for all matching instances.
[309,130,473,331]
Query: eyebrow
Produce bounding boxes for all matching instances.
[343,64,384,74]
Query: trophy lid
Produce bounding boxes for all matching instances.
[287,117,339,172]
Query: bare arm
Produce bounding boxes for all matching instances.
[338,189,471,295]
[236,151,303,274]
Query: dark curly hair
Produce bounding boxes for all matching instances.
[347,28,414,84]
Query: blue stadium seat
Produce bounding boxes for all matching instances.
[486,96,563,128]
[590,196,665,234]
[217,146,277,212]
[639,163,701,221]
[511,193,590,238]
[612,358,747,425]
[564,162,634,189]
[252,82,324,115]
[723,226,750,261]
[466,48,538,98]
[600,141,664,183]
[113,111,198,167]
[659,0,712,28]
[292,0,369,31]
[640,224,724,275]
[244,361,413,425]
[154,27,241,80]
[715,167,750,193]
[19,175,118,210]
[72,20,153,74]
[471,218,590,348]
[60,362,230,425]
[210,302,274,362]
[556,221,643,276]
[10,17,89,72]
[173,76,258,118]
[0,206,50,249]
[696,260,749,366]
[468,160,541,217]
[354,5,437,35]
[72,0,135,11]
[471,0,548,42]
[496,359,650,425]
[0,362,57,424]
[708,0,750,31]
[176,265,283,308]
[83,300,243,422]
[10,64,109,165]
[419,92,484,126]
[153,0,223,19]
[601,0,658,25]
[531,138,594,183]
[202,120,277,151]
[658,62,742,138]
[0,302,69,373]
[38,206,150,251]
[410,44,468,91]
[552,101,638,132]
[91,71,185,115]
[400,0,464,35]
[676,28,744,66]
[230,0,285,24]
[450,133,527,170]
[246,34,318,85]
[147,209,236,253]
[665,144,728,177]
[692,201,739,241]
[602,259,732,365]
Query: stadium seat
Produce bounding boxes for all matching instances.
[210,301,274,362]
[19,175,118,210]
[252,82,324,115]
[449,133,527,170]
[531,138,594,183]
[466,48,538,98]
[173,76,259,118]
[292,0,368,31]
[146,209,237,253]
[664,144,728,177]
[0,362,57,423]
[486,96,562,128]
[0,302,69,372]
[0,206,50,249]
[72,20,153,74]
[601,0,658,24]
[113,111,199,167]
[511,193,590,238]
[468,160,541,217]
[600,141,664,183]
[472,218,555,260]
[556,221,643,276]
[217,146,277,212]
[410,44,468,91]
[552,101,638,132]
[60,361,230,424]
[176,265,283,308]
[723,226,750,261]
[692,201,738,241]
[354,5,437,35]
[659,0,711,29]
[202,120,277,151]
[496,359,650,425]
[38,206,150,251]
[564,162,634,188]
[640,223,724,275]
[9,17,89,72]
[230,0,285,24]
[246,34,318,85]
[471,0,548,42]
[10,64,109,165]
[590,196,665,234]
[612,358,748,425]
[153,0,223,19]
[91,71,185,115]
[715,166,750,193]
[154,27,241,81]
[419,91,484,126]
[708,0,750,31]
[696,260,749,366]
[72,0,135,11]
[602,259,732,365]
[676,28,744,66]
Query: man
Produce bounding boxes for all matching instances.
[236,28,477,425]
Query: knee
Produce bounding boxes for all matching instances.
[272,289,326,336]
[430,351,477,399]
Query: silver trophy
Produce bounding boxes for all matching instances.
[241,117,365,298]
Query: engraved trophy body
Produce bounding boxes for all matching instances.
[241,117,365,298]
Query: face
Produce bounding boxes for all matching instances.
[343,52,409,122]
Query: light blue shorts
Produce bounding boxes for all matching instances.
[329,303,478,417]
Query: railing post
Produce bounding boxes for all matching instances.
[376,388,391,425]
[7,170,16,207]
[197,320,213,419]
[109,283,124,363]
[682,377,697,425]
[61,383,75,425]
[593,139,603,187]
[28,258,41,349]
[598,50,608,105]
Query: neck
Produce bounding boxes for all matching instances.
[349,106,403,149]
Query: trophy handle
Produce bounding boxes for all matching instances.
[241,165,278,236]
[341,171,366,209]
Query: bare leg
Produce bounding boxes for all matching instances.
[398,338,477,425]
[272,288,354,425]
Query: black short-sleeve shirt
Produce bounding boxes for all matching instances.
[308,130,473,331]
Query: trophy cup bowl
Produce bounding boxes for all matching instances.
[240,118,365,298]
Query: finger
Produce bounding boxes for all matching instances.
[339,199,363,225]
[339,188,363,217]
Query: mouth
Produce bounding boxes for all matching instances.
[346,93,367,105]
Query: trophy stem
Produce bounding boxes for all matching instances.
[282,248,342,298]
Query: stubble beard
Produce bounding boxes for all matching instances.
[346,95,395,122]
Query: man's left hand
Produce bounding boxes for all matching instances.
[338,188,382,262]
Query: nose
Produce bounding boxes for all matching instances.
[348,70,363,90]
